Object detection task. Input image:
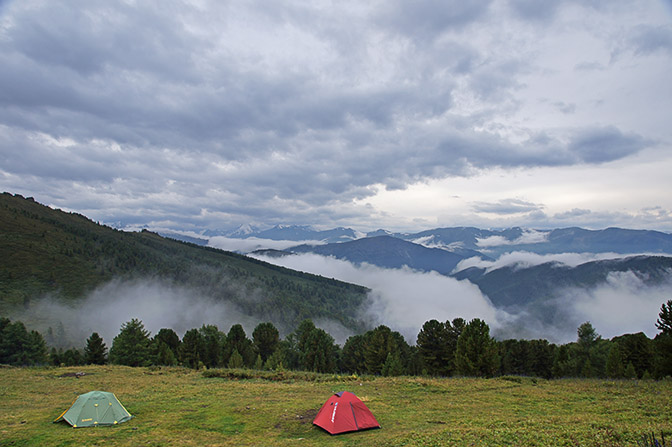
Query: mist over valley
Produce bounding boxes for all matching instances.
[2,193,671,350]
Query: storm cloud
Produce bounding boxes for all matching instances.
[0,0,670,232]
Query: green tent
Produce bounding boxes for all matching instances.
[54,391,133,428]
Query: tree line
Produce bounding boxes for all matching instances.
[2,300,672,379]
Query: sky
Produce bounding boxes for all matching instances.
[1,0,672,233]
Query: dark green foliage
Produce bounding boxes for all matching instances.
[154,328,181,355]
[60,348,85,366]
[180,328,204,369]
[227,349,244,368]
[253,354,263,370]
[416,319,450,376]
[416,318,464,376]
[363,325,410,376]
[301,327,339,373]
[284,319,340,373]
[455,318,499,377]
[654,332,672,378]
[84,332,107,365]
[264,340,291,371]
[624,362,637,379]
[109,318,151,367]
[498,339,555,379]
[341,334,367,374]
[225,324,254,367]
[657,300,672,335]
[155,341,178,366]
[199,325,225,368]
[605,343,624,378]
[0,317,48,365]
[252,322,279,362]
[381,352,405,376]
[611,332,654,378]
[152,328,180,365]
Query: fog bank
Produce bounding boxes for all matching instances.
[252,252,504,343]
[14,279,258,349]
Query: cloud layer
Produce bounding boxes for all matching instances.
[1,0,671,231]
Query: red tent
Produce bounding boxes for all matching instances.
[313,391,380,435]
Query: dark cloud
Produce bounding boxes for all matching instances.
[0,0,668,231]
[567,126,650,164]
[508,0,562,22]
[379,0,493,42]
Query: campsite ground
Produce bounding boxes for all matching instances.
[1,365,670,446]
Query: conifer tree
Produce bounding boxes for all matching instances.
[199,325,225,368]
[180,328,204,369]
[624,362,637,379]
[381,352,404,377]
[455,318,499,377]
[416,319,450,376]
[656,300,672,334]
[252,322,280,362]
[253,354,263,370]
[109,318,151,367]
[84,332,108,365]
[228,349,244,368]
[605,344,624,378]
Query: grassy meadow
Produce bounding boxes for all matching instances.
[1,365,671,446]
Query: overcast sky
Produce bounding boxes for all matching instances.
[1,0,671,233]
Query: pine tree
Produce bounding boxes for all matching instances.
[84,332,108,365]
[656,300,672,334]
[252,322,280,362]
[455,318,499,377]
[228,349,244,368]
[341,334,367,374]
[109,318,151,367]
[264,347,287,371]
[416,319,450,376]
[624,362,637,379]
[224,324,254,367]
[154,328,180,361]
[26,330,48,365]
[605,344,624,378]
[155,341,178,366]
[253,354,263,370]
[180,328,204,369]
[199,325,225,368]
[364,325,409,375]
[381,352,404,377]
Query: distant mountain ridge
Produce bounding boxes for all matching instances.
[202,223,672,257]
[218,224,361,244]
[289,235,482,275]
[453,255,672,310]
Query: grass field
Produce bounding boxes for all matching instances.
[1,365,671,446]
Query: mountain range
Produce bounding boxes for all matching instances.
[4,192,672,344]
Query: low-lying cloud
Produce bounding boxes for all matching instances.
[254,249,671,345]
[475,228,548,248]
[252,252,504,343]
[455,251,625,273]
[14,279,259,349]
[563,270,669,341]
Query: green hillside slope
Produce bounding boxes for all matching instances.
[0,193,369,330]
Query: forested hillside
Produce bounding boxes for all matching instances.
[0,193,369,330]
